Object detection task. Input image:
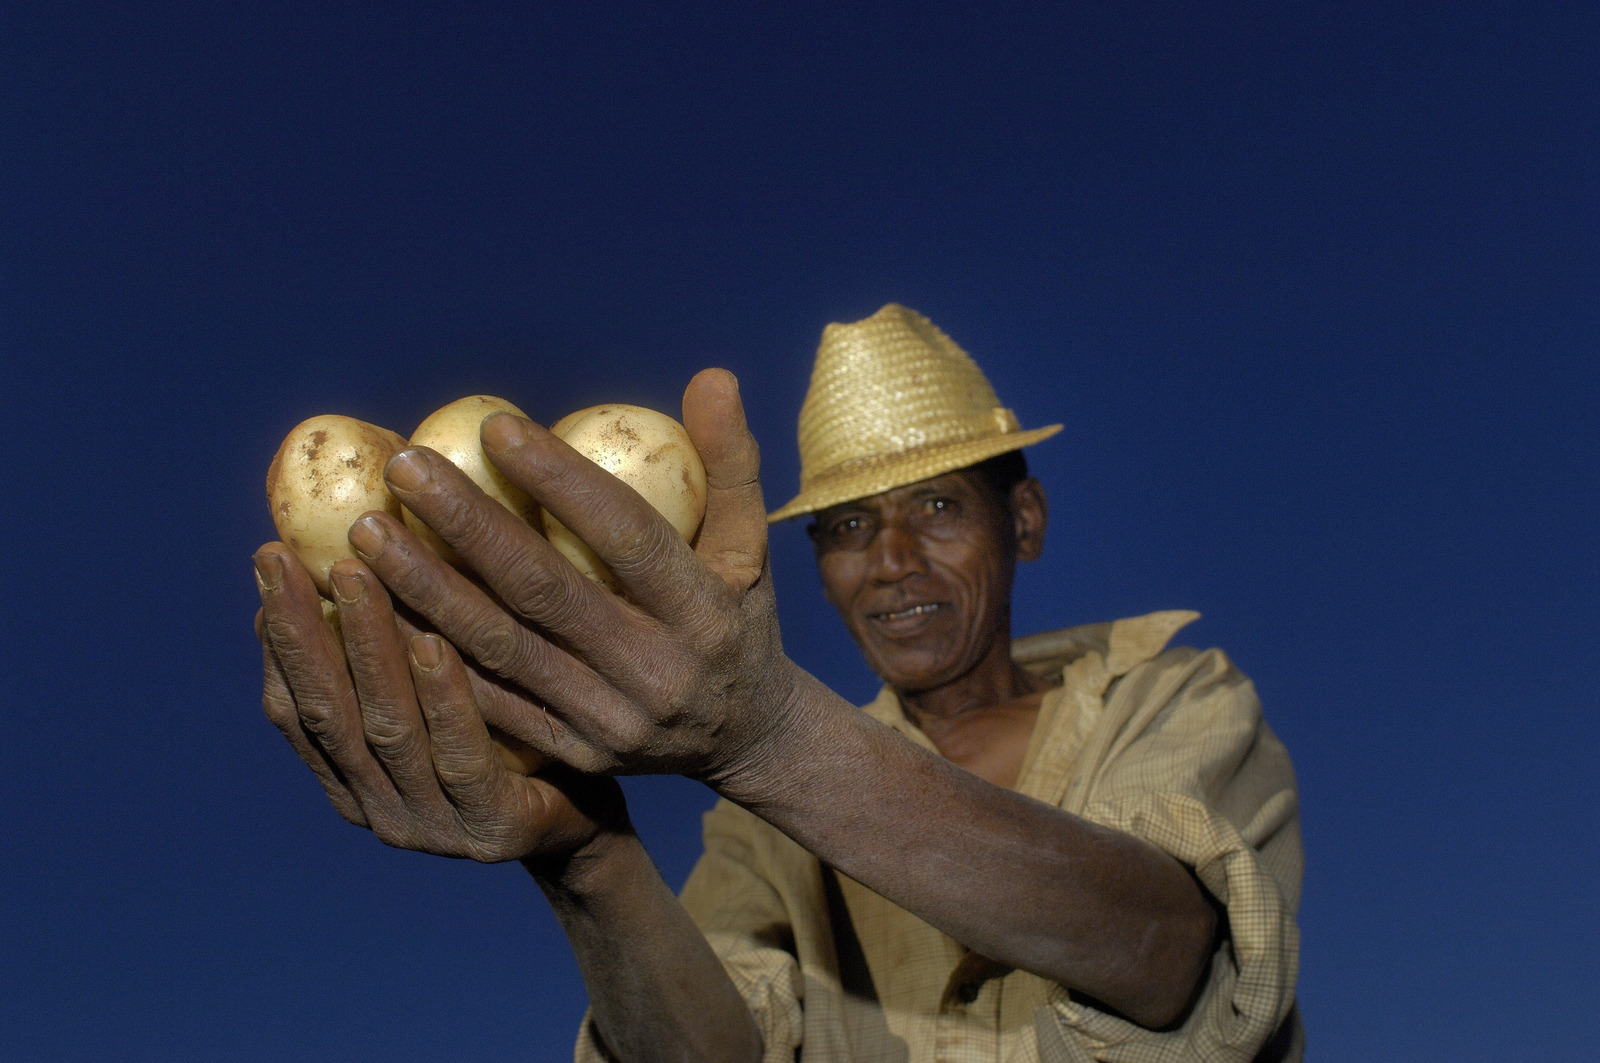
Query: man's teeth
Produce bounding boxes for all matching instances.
[878,603,940,621]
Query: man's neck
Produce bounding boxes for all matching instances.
[896,648,1052,790]
[896,631,1050,727]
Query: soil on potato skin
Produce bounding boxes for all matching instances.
[266,417,405,537]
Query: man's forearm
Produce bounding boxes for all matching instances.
[529,830,762,1063]
[714,663,1216,1029]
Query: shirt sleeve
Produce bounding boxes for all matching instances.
[575,799,806,1063]
[1040,646,1303,1063]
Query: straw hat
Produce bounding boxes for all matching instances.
[768,304,1062,522]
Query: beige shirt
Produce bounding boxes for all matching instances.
[577,611,1303,1062]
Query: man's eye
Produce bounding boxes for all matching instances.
[820,515,875,549]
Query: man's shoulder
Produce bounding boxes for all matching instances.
[1013,609,1203,684]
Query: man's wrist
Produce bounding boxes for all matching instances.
[523,820,643,903]
[701,661,852,812]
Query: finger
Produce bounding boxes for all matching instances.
[326,560,458,824]
[682,369,768,594]
[406,640,611,863]
[253,543,405,825]
[390,609,605,774]
[256,604,368,826]
[476,671,605,773]
[407,634,517,813]
[347,511,634,770]
[380,444,627,637]
[477,415,719,619]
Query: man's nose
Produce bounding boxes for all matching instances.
[866,521,925,582]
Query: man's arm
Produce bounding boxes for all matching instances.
[358,368,1215,1028]
[533,833,765,1063]
[719,670,1216,1028]
[254,543,761,1063]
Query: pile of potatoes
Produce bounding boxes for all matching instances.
[265,395,708,773]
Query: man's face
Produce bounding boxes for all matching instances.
[809,468,1026,694]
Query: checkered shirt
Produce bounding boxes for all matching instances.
[577,611,1303,1062]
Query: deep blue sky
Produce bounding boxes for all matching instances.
[3,3,1595,1060]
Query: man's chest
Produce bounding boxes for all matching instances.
[917,697,1045,790]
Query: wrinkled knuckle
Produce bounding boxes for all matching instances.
[684,608,737,658]
[513,446,573,496]
[530,589,591,641]
[641,669,689,724]
[662,686,703,737]
[261,688,297,729]
[608,518,678,578]
[465,840,513,864]
[412,485,481,545]
[374,540,440,604]
[710,607,740,646]
[495,561,563,621]
[449,505,525,570]
[260,609,311,655]
[607,713,655,757]
[462,822,520,864]
[300,699,360,754]
[463,614,527,676]
[363,716,423,759]
[435,762,492,800]
[297,706,340,744]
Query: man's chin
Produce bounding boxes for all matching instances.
[861,645,967,695]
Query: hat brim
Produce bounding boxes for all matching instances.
[767,424,1063,523]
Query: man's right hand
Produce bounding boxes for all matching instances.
[253,542,627,866]
[253,541,765,1063]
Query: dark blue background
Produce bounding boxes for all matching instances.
[4,3,1595,1059]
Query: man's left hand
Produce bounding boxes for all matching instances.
[348,368,799,788]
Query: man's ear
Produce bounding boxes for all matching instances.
[1010,478,1047,563]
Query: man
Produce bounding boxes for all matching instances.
[255,304,1302,1061]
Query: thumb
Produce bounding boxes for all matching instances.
[682,368,767,593]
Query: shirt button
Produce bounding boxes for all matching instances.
[956,981,981,1004]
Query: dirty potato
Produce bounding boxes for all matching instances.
[542,404,708,591]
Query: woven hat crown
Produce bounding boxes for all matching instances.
[768,304,1061,521]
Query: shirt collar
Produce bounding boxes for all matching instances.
[860,609,1201,747]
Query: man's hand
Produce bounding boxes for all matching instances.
[341,368,799,788]
[254,535,765,1062]
[254,543,624,863]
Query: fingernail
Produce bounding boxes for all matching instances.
[329,570,364,604]
[253,551,283,593]
[386,449,430,491]
[348,516,390,561]
[480,412,528,452]
[410,633,444,671]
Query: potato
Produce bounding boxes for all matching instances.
[266,415,407,595]
[543,404,708,591]
[405,395,541,566]
[489,731,546,775]
[267,410,547,777]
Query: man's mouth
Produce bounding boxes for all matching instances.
[871,602,944,623]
